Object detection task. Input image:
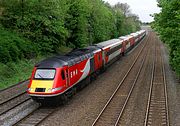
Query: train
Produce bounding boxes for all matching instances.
[27,30,146,104]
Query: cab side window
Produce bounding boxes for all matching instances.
[61,70,65,80]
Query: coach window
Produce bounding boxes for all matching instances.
[61,70,65,80]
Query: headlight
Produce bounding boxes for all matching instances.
[52,87,63,92]
[28,88,33,92]
[47,87,63,93]
[47,88,52,92]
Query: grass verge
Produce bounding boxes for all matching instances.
[0,56,45,89]
[0,45,72,89]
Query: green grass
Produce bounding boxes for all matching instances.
[0,56,45,89]
[0,45,72,90]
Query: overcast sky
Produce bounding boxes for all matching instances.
[103,0,161,22]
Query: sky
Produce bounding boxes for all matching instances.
[103,0,161,22]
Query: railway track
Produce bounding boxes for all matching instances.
[2,33,148,126]
[0,80,31,117]
[0,79,29,93]
[1,31,166,126]
[0,80,29,105]
[14,106,57,126]
[0,80,39,126]
[92,32,152,126]
[144,36,169,126]
[0,92,31,116]
[115,33,156,126]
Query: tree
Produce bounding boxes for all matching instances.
[65,0,90,48]
[0,0,141,58]
[0,0,68,53]
[113,3,140,35]
[114,2,131,17]
[152,0,180,76]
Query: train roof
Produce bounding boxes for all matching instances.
[85,45,101,52]
[95,39,122,48]
[35,56,68,68]
[136,30,145,34]
[130,32,139,37]
[139,30,146,32]
[125,35,133,38]
[35,48,95,68]
[119,36,129,41]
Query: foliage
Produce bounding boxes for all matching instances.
[113,2,141,35]
[65,0,90,48]
[0,0,141,88]
[0,27,35,63]
[152,0,180,76]
[86,0,116,43]
[0,56,45,89]
[0,0,69,53]
[0,0,140,50]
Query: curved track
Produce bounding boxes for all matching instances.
[0,80,31,118]
[14,106,57,126]
[144,36,169,126]
[2,30,170,126]
[11,33,150,126]
[0,80,29,105]
[92,32,152,126]
[0,79,29,93]
[0,93,31,116]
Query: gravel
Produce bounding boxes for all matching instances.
[2,30,179,126]
[39,35,148,126]
[0,99,39,126]
[117,32,155,126]
[40,31,180,126]
[0,80,29,104]
[160,39,180,126]
[0,93,30,115]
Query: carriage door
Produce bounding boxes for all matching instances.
[90,58,95,74]
[66,68,70,87]
[102,50,106,67]
[62,67,70,87]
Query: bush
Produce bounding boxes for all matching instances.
[0,56,45,89]
[152,0,180,76]
[0,0,68,53]
[0,28,36,63]
[0,0,140,50]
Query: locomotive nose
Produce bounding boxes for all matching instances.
[28,80,54,93]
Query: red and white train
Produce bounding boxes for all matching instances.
[27,30,146,103]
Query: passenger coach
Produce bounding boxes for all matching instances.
[27,30,146,103]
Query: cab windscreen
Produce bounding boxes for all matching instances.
[34,69,56,80]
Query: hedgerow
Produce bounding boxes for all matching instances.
[152,0,180,76]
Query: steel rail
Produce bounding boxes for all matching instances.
[0,91,27,105]
[144,35,156,126]
[0,79,29,93]
[114,34,152,126]
[13,106,57,126]
[34,108,58,126]
[13,105,41,126]
[162,44,170,126]
[0,97,31,116]
[144,37,169,126]
[92,32,151,126]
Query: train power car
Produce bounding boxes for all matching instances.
[27,30,146,104]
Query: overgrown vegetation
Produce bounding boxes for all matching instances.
[0,56,45,89]
[0,0,141,88]
[0,27,35,63]
[0,0,140,57]
[152,0,180,76]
